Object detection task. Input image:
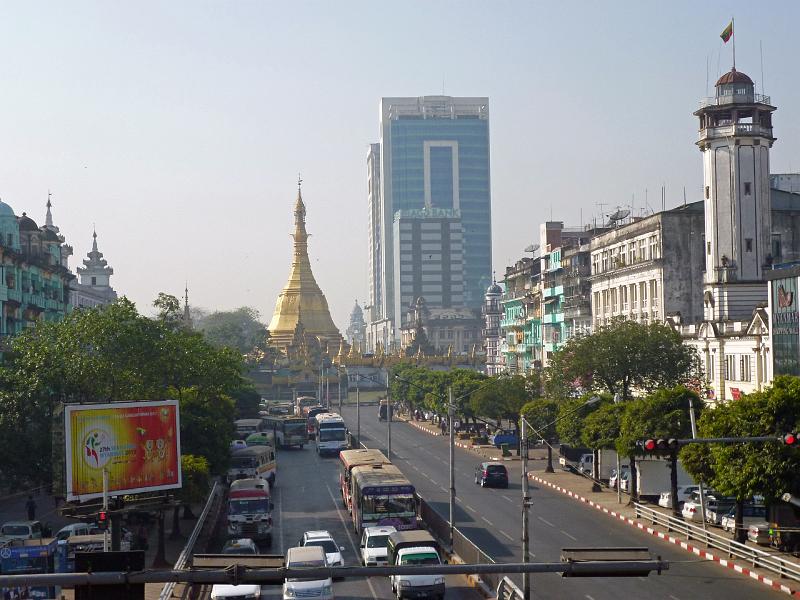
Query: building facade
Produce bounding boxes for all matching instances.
[500,257,541,373]
[0,199,72,337]
[70,230,117,309]
[368,96,491,349]
[399,296,482,355]
[483,279,503,375]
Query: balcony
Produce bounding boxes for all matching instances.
[699,123,773,141]
[699,92,771,108]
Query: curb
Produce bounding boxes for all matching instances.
[529,474,800,597]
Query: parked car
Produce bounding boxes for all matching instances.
[620,471,631,492]
[300,530,345,568]
[0,521,43,543]
[222,538,259,555]
[474,462,509,488]
[706,497,738,525]
[657,485,700,510]
[489,430,519,449]
[721,504,766,533]
[55,523,92,541]
[211,584,261,599]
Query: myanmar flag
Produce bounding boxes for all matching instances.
[720,21,733,43]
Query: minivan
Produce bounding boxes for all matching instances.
[283,545,334,600]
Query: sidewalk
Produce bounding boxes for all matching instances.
[405,414,800,597]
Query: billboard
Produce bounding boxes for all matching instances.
[771,276,800,376]
[65,400,181,501]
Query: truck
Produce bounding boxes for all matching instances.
[227,480,274,545]
[636,458,693,501]
[577,449,627,481]
[387,530,445,600]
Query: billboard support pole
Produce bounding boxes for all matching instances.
[102,468,109,552]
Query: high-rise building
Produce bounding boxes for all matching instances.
[367,96,491,350]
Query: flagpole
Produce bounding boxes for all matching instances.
[732,16,736,70]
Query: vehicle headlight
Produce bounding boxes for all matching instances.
[321,583,332,595]
[434,576,445,585]
[399,579,411,587]
[283,587,296,598]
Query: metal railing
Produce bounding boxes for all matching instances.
[158,481,222,600]
[634,502,800,582]
[496,575,524,600]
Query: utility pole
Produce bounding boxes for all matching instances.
[688,397,708,531]
[387,371,392,461]
[521,417,530,600]
[448,386,455,550]
[102,468,109,552]
[356,374,360,448]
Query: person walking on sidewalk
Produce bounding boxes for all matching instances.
[25,495,37,521]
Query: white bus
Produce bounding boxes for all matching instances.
[315,413,348,456]
[227,445,276,487]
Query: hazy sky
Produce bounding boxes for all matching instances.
[1,2,798,331]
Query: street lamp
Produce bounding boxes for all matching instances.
[519,395,599,600]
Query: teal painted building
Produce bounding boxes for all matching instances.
[0,198,73,337]
[500,257,542,373]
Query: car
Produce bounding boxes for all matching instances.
[721,504,766,533]
[489,430,519,448]
[360,525,396,566]
[230,440,248,451]
[0,521,43,543]
[706,497,737,525]
[474,462,509,488]
[55,523,92,541]
[300,530,345,568]
[747,522,772,545]
[222,538,259,555]
[619,471,631,492]
[283,545,334,600]
[210,583,261,599]
[657,485,700,509]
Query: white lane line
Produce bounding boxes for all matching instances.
[585,595,596,600]
[439,486,448,493]
[669,596,681,600]
[561,530,577,541]
[326,485,379,600]
[411,465,420,471]
[482,517,494,526]
[499,530,514,541]
[465,505,477,514]
[537,516,555,527]
[502,495,513,503]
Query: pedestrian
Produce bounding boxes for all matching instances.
[25,495,36,521]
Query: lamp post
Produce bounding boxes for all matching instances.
[386,370,392,461]
[519,396,599,600]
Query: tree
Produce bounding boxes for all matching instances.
[198,307,268,355]
[178,387,236,475]
[521,398,558,471]
[581,400,624,487]
[682,376,800,542]
[470,375,529,454]
[173,454,210,536]
[153,292,183,329]
[545,319,701,401]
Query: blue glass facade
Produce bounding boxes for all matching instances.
[388,116,491,309]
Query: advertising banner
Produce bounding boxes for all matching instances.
[65,400,181,501]
[771,276,800,376]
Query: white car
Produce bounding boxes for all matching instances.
[360,525,396,566]
[230,440,248,451]
[211,583,261,599]
[55,523,92,541]
[283,545,334,600]
[657,485,699,509]
[721,504,766,533]
[0,521,43,543]
[301,530,345,568]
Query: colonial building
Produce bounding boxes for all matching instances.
[0,198,72,337]
[500,256,541,373]
[483,278,503,375]
[399,296,482,355]
[70,230,117,309]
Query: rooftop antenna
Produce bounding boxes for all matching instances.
[705,53,709,97]
[683,185,687,208]
[661,184,665,213]
[760,40,765,95]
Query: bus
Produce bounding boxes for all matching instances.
[261,414,307,449]
[227,483,273,544]
[315,413,348,456]
[228,445,277,487]
[339,449,390,513]
[234,418,264,438]
[351,463,417,535]
[302,405,328,439]
[295,395,318,415]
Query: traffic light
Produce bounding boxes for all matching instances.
[641,438,679,455]
[97,510,109,531]
[783,432,799,446]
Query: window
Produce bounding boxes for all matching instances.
[739,355,751,382]
[630,283,637,310]
[593,291,600,314]
[708,354,715,382]
[601,251,609,272]
[745,238,753,252]
[628,242,635,264]
[725,355,736,380]
[744,182,752,196]
[640,281,648,308]
[649,235,658,259]
[611,288,618,313]
[650,280,659,307]
[91,276,97,286]
[772,233,782,259]
[638,239,647,261]
[621,285,628,311]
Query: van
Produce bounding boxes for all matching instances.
[210,584,262,599]
[0,521,43,543]
[283,545,334,600]
[55,523,91,541]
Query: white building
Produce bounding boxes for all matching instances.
[483,279,503,375]
[70,230,117,309]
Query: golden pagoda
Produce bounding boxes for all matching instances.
[267,184,343,352]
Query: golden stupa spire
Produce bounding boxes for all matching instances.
[267,180,343,351]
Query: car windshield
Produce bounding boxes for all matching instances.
[286,422,306,435]
[231,457,257,469]
[287,559,326,582]
[306,539,338,553]
[319,429,346,442]
[229,499,269,515]
[486,466,506,474]
[367,534,389,549]
[2,525,29,536]
[362,494,415,516]
[400,552,439,565]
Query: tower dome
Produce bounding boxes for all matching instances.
[18,212,38,231]
[486,281,502,295]
[0,198,14,218]
[715,68,753,87]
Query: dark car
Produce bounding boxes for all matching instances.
[474,462,509,488]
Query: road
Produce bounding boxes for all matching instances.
[207,434,482,599]
[341,405,784,600]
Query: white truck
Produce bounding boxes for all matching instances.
[387,530,445,600]
[636,458,693,500]
[578,449,627,481]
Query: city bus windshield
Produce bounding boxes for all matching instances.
[229,498,270,515]
[362,494,415,516]
[319,429,346,442]
[231,457,257,469]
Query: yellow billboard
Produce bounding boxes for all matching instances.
[65,400,181,501]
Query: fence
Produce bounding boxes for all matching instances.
[158,481,222,600]
[496,576,524,600]
[634,502,800,582]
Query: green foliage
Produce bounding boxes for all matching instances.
[682,376,800,502]
[616,387,697,457]
[521,398,558,440]
[179,454,210,505]
[581,401,624,449]
[231,385,262,420]
[178,388,236,474]
[198,307,268,355]
[470,375,529,427]
[153,292,183,329]
[545,319,701,401]
[555,395,605,447]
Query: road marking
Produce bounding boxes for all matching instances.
[561,530,577,541]
[411,465,420,471]
[465,504,477,513]
[482,517,494,526]
[500,530,514,541]
[585,595,596,600]
[439,486,448,493]
[502,495,513,503]
[669,596,681,600]
[326,485,378,600]
[537,516,554,527]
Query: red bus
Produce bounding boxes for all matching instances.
[339,449,389,514]
[302,405,328,439]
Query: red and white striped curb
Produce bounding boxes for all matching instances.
[407,420,518,459]
[529,474,800,597]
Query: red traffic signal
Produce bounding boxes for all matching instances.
[784,433,799,446]
[644,439,657,452]
[642,438,679,454]
[97,510,109,530]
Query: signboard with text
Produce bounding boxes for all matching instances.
[771,276,800,377]
[65,400,181,501]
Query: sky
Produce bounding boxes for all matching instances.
[1,2,798,331]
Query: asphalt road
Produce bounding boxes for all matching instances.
[341,406,784,600]
[207,433,481,600]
